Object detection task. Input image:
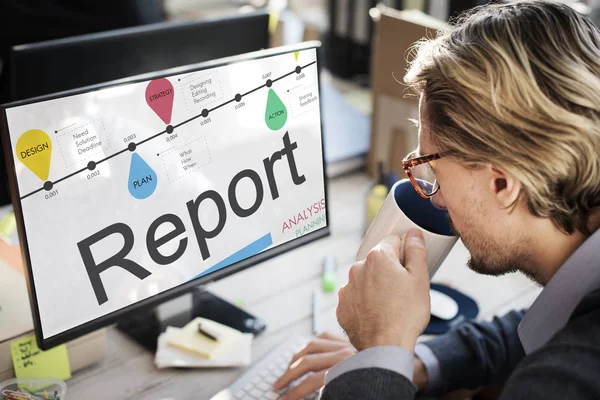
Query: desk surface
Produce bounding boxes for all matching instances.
[66,172,541,399]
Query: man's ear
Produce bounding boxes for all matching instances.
[489,166,521,208]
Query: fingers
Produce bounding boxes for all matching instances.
[336,284,353,337]
[274,349,353,390]
[288,338,350,366]
[366,235,403,267]
[280,370,326,400]
[347,260,364,285]
[317,331,348,342]
[273,352,333,390]
[403,228,429,280]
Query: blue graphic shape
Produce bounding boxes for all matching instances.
[191,233,273,280]
[128,152,157,199]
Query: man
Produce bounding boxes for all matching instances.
[273,0,600,398]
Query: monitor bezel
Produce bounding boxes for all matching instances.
[0,41,330,350]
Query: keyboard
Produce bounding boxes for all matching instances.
[210,334,319,400]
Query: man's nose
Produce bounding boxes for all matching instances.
[430,191,447,210]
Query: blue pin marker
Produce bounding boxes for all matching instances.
[128,152,158,199]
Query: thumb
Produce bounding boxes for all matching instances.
[403,229,429,279]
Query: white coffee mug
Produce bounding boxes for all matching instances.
[357,179,458,279]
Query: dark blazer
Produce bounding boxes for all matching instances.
[320,287,600,399]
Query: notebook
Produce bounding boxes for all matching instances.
[165,317,244,359]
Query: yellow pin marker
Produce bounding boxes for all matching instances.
[16,129,52,181]
[294,51,299,62]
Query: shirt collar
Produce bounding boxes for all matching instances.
[518,228,600,354]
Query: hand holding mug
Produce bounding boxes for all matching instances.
[337,230,431,352]
[357,179,457,278]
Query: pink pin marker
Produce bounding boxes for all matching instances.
[145,78,175,124]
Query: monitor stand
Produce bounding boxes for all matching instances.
[115,287,267,351]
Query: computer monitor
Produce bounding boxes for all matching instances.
[0,41,329,350]
[8,10,270,102]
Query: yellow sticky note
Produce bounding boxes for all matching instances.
[11,335,71,380]
[0,212,16,239]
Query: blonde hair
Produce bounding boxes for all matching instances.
[404,0,600,235]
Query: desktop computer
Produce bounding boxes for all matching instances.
[1,40,328,398]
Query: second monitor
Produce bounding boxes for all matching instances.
[8,10,270,102]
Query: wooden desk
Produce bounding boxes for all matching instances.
[66,172,541,399]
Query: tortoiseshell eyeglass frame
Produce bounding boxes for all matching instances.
[401,149,443,198]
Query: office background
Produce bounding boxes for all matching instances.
[0,0,597,398]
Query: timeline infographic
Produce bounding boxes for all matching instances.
[4,48,326,340]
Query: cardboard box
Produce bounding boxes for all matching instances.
[367,6,448,177]
[303,23,322,42]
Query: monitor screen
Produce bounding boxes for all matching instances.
[0,42,329,349]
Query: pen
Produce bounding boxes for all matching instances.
[312,288,321,335]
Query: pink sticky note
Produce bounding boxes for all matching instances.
[146,78,175,124]
[0,239,24,275]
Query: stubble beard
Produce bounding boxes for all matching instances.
[446,214,542,284]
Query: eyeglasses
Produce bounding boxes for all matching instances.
[401,150,443,198]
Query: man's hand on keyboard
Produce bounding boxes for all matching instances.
[272,332,356,400]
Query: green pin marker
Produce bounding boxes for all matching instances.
[321,255,337,293]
